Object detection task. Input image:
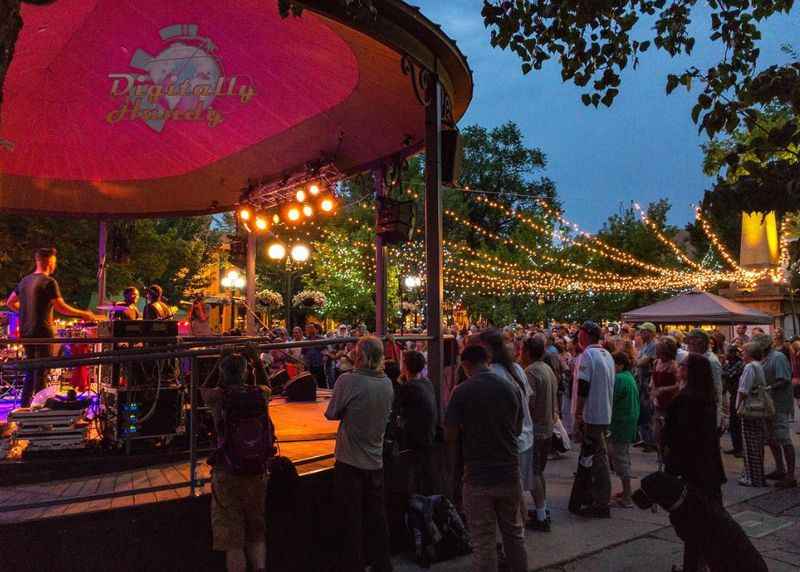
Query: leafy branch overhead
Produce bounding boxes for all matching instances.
[481,1,797,150]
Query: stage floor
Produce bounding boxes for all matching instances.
[0,395,338,525]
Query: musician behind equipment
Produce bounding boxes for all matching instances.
[142,284,173,320]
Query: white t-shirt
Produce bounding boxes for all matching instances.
[490,363,534,453]
[738,361,765,407]
[577,345,615,425]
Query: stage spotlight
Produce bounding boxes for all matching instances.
[287,205,301,222]
[238,207,252,221]
[273,214,281,224]
[309,183,321,196]
[320,197,335,212]
[296,189,306,202]
[302,205,313,217]
[254,214,268,231]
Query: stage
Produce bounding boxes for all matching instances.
[0,394,338,525]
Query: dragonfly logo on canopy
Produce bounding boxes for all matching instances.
[106,24,256,132]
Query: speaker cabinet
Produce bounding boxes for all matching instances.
[283,372,317,402]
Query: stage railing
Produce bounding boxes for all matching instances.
[0,335,437,514]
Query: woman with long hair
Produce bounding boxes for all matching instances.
[662,353,726,505]
[651,337,680,462]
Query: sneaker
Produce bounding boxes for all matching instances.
[765,470,787,480]
[526,517,551,532]
[737,476,752,487]
[576,505,611,519]
[775,478,798,489]
[611,498,634,509]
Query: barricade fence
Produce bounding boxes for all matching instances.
[0,335,435,513]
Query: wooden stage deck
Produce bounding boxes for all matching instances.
[0,396,338,525]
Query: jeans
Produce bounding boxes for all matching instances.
[21,344,53,407]
[463,480,528,572]
[334,461,392,572]
[584,424,612,509]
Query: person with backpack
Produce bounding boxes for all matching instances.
[202,349,274,572]
[324,336,395,572]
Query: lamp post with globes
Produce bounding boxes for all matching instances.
[267,242,311,331]
[399,274,422,334]
[221,268,246,332]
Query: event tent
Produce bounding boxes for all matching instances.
[621,290,774,325]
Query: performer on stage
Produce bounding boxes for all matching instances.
[188,291,212,336]
[6,248,102,406]
[142,284,172,320]
[111,286,141,321]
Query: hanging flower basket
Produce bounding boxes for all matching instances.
[292,290,326,310]
[256,289,284,310]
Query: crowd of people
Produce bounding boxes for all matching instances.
[204,318,799,572]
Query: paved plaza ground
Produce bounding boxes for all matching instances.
[395,418,800,572]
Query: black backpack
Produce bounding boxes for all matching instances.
[406,495,471,567]
[218,385,276,475]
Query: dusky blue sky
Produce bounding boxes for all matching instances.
[413,1,797,231]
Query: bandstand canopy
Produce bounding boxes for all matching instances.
[0,0,472,217]
[622,290,774,325]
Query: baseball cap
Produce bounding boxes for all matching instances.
[637,322,657,334]
[580,320,602,339]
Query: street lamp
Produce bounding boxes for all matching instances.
[400,275,423,334]
[404,275,422,290]
[266,242,311,330]
[221,269,246,331]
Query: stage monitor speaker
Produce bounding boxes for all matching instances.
[283,372,317,402]
[269,369,290,395]
[441,128,463,187]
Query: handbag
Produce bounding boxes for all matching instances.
[739,375,775,419]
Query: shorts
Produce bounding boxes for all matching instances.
[211,470,267,551]
[519,446,535,491]
[532,437,551,475]
[768,412,794,446]
[609,441,632,479]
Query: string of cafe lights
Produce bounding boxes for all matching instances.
[632,202,703,271]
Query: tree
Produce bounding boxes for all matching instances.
[0,215,224,308]
[481,1,799,175]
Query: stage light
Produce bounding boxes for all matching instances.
[254,214,268,231]
[291,243,311,263]
[238,207,251,221]
[320,197,334,212]
[302,205,313,217]
[287,206,301,222]
[296,189,306,202]
[273,214,281,224]
[309,183,321,196]
[268,243,286,260]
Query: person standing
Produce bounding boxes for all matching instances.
[301,323,326,388]
[189,292,211,336]
[396,350,438,494]
[324,336,394,572]
[651,337,680,461]
[686,329,723,427]
[478,329,535,523]
[574,320,616,518]
[445,344,528,572]
[522,334,559,531]
[201,352,271,572]
[753,334,797,488]
[663,353,726,505]
[142,284,172,320]
[737,342,769,487]
[111,286,141,321]
[722,345,745,458]
[6,248,101,407]
[635,322,658,449]
[609,352,640,508]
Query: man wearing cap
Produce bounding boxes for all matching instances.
[574,320,616,518]
[753,334,796,488]
[686,329,723,427]
[635,322,658,449]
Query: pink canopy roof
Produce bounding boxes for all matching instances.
[0,0,471,217]
[622,291,774,325]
